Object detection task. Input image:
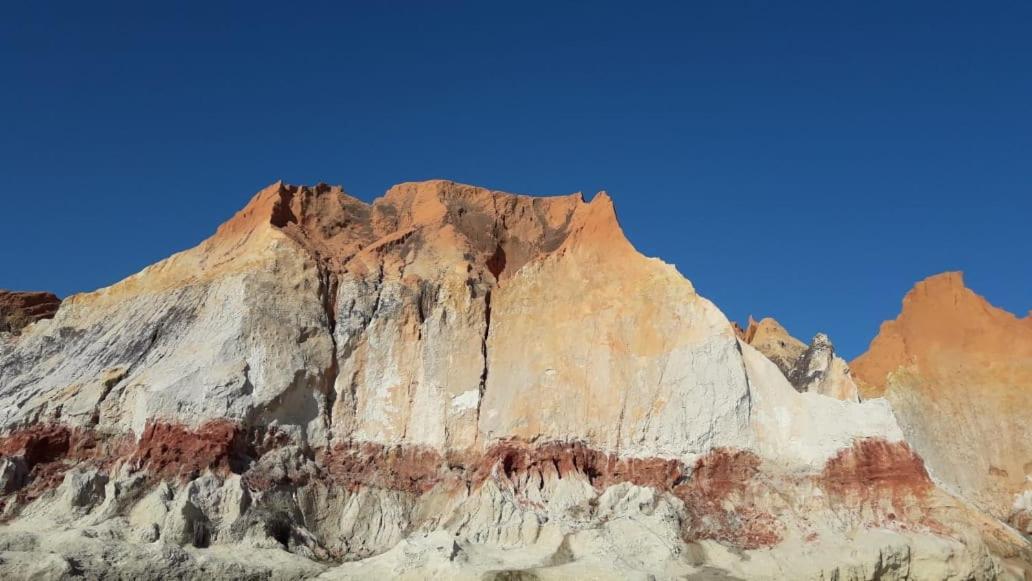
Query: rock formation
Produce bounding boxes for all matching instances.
[738,317,860,402]
[0,290,60,335]
[852,272,1032,541]
[0,182,1028,579]
[739,317,807,376]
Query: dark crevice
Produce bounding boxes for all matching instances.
[473,288,492,442]
[268,187,299,228]
[192,519,212,548]
[370,263,386,321]
[479,290,492,393]
[486,244,507,280]
[127,324,163,376]
[416,281,440,325]
[319,268,341,441]
[501,452,516,479]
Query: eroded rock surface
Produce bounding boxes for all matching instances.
[0,183,1028,579]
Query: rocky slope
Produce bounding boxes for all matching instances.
[853,272,1032,540]
[0,182,1028,580]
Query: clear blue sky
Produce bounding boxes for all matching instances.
[2,2,1030,358]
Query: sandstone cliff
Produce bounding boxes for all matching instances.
[0,183,1027,579]
[853,272,1032,539]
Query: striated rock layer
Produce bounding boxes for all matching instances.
[0,182,1028,579]
[853,272,1032,540]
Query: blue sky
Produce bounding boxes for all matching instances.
[2,2,1030,358]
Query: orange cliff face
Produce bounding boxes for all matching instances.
[851,272,1032,527]
[852,271,1032,398]
[62,180,627,307]
[167,179,629,285]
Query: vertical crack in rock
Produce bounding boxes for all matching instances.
[319,267,340,441]
[474,288,492,445]
[370,263,386,323]
[733,338,754,421]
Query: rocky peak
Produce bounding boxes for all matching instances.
[0,290,61,335]
[851,271,1032,398]
[211,181,374,272]
[786,333,859,401]
[787,333,834,390]
[214,180,628,285]
[738,317,807,379]
[738,318,859,401]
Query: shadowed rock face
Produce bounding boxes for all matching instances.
[0,183,1027,579]
[852,272,1032,531]
[0,291,60,334]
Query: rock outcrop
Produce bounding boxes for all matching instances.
[0,183,1028,579]
[852,272,1032,538]
[740,317,807,377]
[738,317,860,401]
[0,291,60,335]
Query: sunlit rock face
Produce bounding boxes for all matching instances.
[852,272,1032,534]
[0,182,1027,579]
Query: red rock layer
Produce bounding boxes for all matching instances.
[321,439,780,549]
[0,422,946,551]
[676,449,782,548]
[0,424,130,508]
[130,420,246,480]
[820,438,931,494]
[0,421,248,511]
[0,290,61,334]
[320,442,446,495]
[470,440,689,491]
[818,439,949,536]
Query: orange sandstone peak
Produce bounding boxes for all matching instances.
[739,317,807,377]
[72,180,629,307]
[212,180,629,280]
[851,271,1032,524]
[852,271,1032,398]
